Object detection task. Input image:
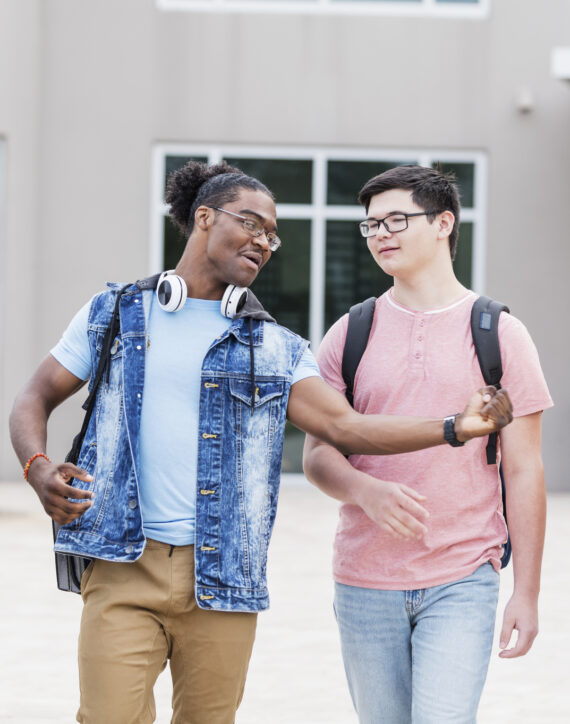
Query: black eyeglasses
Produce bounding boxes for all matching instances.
[359,211,443,238]
[211,207,281,252]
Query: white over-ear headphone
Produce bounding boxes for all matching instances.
[156,271,187,313]
[155,272,248,319]
[221,285,249,319]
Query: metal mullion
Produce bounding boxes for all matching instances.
[471,154,487,294]
[274,204,314,219]
[309,152,326,349]
[150,146,168,273]
[324,206,364,220]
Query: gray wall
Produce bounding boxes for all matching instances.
[0,0,43,479]
[1,0,568,489]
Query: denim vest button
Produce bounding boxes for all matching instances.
[136,345,142,350]
[125,545,134,554]
[128,499,137,509]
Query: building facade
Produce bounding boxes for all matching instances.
[1,0,568,487]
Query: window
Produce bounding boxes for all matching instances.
[151,144,486,470]
[156,0,489,18]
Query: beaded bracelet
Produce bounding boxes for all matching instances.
[23,452,51,481]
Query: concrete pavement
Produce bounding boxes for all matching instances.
[1,477,569,723]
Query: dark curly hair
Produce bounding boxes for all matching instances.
[358,165,461,260]
[165,160,274,236]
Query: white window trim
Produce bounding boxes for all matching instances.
[151,143,487,348]
[156,0,490,19]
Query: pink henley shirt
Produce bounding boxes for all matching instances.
[317,290,553,590]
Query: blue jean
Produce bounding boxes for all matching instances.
[334,563,499,724]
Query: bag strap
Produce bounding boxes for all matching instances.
[65,283,132,465]
[341,297,377,407]
[470,296,510,465]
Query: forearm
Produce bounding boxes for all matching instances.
[507,466,546,598]
[326,412,445,456]
[288,378,511,456]
[9,391,51,468]
[303,434,430,540]
[10,356,86,471]
[303,435,375,505]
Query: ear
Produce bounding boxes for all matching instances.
[437,210,455,240]
[194,205,212,231]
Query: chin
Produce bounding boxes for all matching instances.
[226,272,258,290]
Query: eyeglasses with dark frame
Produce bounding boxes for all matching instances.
[358,210,443,238]
[211,206,281,252]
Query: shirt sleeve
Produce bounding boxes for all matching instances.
[291,347,321,385]
[50,298,94,381]
[314,315,349,394]
[498,312,553,418]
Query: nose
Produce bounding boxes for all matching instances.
[375,220,392,239]
[252,231,271,251]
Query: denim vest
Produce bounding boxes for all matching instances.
[54,282,309,612]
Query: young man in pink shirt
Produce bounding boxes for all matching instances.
[303,165,552,723]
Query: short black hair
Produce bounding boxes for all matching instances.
[358,165,461,260]
[165,160,274,236]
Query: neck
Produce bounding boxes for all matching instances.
[174,240,226,301]
[391,258,467,311]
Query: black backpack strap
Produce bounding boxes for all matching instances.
[341,297,377,407]
[471,295,512,569]
[470,296,510,465]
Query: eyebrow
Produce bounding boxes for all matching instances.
[239,208,278,233]
[366,210,409,220]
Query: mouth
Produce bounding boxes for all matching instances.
[241,250,263,270]
[378,246,399,255]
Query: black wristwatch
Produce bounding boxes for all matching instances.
[443,415,465,447]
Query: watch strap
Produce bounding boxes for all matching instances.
[443,415,465,447]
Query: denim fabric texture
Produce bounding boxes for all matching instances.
[334,562,500,724]
[54,282,308,612]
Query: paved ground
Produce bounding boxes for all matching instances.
[0,477,569,723]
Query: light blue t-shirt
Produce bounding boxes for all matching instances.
[51,294,320,545]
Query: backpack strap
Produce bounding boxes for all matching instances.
[341,297,377,407]
[470,296,510,465]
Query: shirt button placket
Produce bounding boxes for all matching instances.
[411,316,427,367]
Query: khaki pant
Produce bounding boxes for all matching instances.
[76,540,257,724]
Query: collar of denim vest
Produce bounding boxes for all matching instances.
[105,278,276,348]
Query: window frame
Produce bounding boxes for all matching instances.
[151,143,487,349]
[156,0,490,19]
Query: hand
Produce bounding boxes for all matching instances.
[455,386,513,442]
[27,458,94,525]
[354,475,429,540]
[498,592,539,658]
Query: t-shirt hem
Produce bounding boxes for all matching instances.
[333,554,501,591]
[143,529,196,546]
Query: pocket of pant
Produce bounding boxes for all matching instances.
[80,559,96,599]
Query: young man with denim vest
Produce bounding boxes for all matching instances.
[11,162,513,724]
[303,165,552,724]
